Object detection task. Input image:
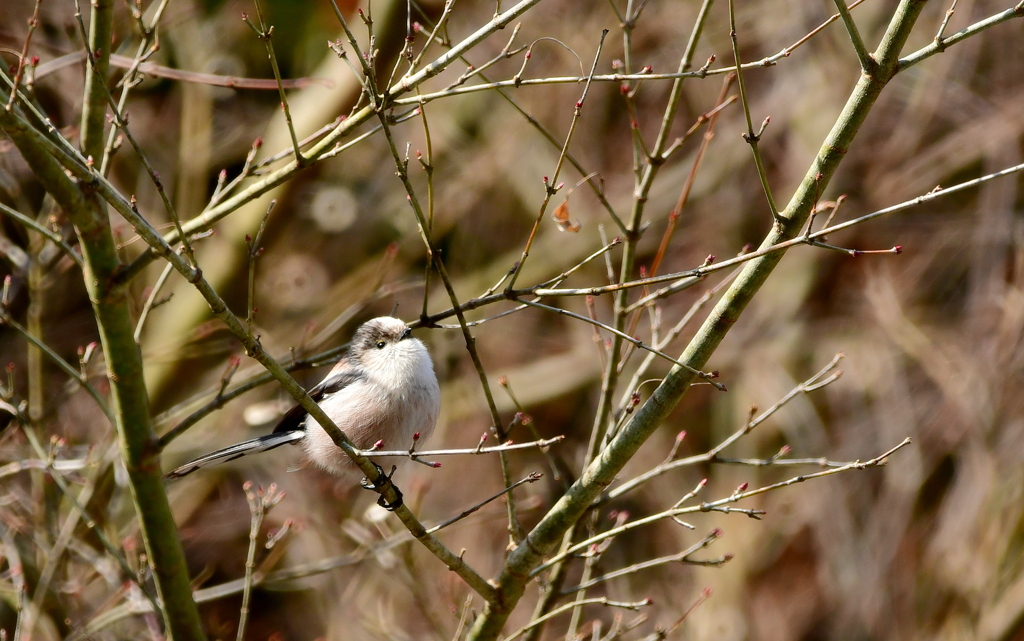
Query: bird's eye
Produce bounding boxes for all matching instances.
[376,341,386,349]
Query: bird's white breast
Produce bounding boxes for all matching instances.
[302,337,440,476]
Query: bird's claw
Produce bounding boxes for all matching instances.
[360,463,403,511]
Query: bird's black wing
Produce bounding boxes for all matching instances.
[271,369,365,434]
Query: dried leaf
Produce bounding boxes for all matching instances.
[552,199,581,232]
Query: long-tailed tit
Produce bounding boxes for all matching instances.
[167,317,440,482]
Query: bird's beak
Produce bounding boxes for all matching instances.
[400,327,413,340]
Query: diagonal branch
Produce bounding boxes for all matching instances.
[898,2,1024,69]
[832,0,874,72]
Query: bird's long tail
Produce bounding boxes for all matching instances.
[165,430,306,479]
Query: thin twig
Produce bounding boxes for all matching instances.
[536,236,623,288]
[246,200,276,334]
[443,23,523,91]
[607,354,844,501]
[900,1,1023,68]
[411,0,458,71]
[101,0,173,175]
[34,50,331,88]
[0,201,82,268]
[649,73,735,280]
[561,530,728,595]
[363,436,564,459]
[518,298,727,390]
[505,29,608,291]
[533,489,703,578]
[0,313,113,422]
[134,260,175,343]
[504,597,652,641]
[525,160,1024,299]
[832,0,874,71]
[238,482,284,641]
[389,0,871,108]
[640,588,712,640]
[729,0,780,223]
[0,457,89,478]
[441,235,622,329]
[427,473,544,534]
[248,0,304,165]
[1,525,27,641]
[5,0,42,112]
[534,438,909,577]
[935,0,959,42]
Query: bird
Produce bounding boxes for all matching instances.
[166,317,441,484]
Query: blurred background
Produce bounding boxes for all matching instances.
[1,0,1023,639]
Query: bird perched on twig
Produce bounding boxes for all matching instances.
[166,317,441,489]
